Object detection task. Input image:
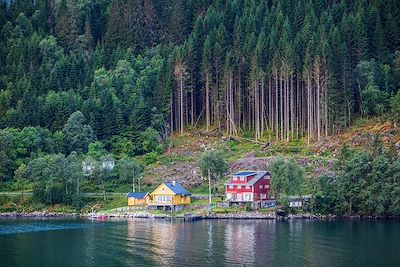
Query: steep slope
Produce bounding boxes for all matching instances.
[142,118,400,190]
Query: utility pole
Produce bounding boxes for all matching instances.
[208,169,212,206]
[138,176,142,192]
[76,174,80,211]
[132,169,135,193]
[76,175,80,198]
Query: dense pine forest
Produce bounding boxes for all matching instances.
[1,0,400,142]
[1,0,400,212]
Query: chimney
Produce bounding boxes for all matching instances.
[172,181,176,187]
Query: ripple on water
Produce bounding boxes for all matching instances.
[0,221,104,235]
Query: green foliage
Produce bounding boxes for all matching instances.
[136,127,163,154]
[354,117,368,128]
[198,150,228,180]
[361,83,389,116]
[62,111,96,154]
[0,0,400,213]
[141,152,159,166]
[314,145,400,217]
[391,90,400,123]
[22,154,74,205]
[87,141,106,159]
[269,157,304,201]
[117,157,142,183]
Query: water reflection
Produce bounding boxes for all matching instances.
[126,219,179,266]
[2,219,400,266]
[207,223,213,263]
[225,221,256,265]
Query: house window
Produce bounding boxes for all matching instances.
[156,195,172,203]
[238,185,242,189]
[245,185,250,189]
[244,193,253,201]
[226,193,232,200]
[265,185,269,189]
[229,185,234,189]
[261,194,267,199]
[259,185,263,189]
[233,176,237,181]
[264,175,270,180]
[240,176,245,181]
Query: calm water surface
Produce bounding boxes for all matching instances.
[0,218,399,267]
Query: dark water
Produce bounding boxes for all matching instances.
[0,218,399,267]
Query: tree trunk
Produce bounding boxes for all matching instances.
[261,77,265,140]
[206,73,210,131]
[275,69,279,141]
[180,72,184,134]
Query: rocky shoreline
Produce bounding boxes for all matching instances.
[1,211,395,220]
[0,212,78,218]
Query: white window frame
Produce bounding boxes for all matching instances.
[265,184,269,189]
[233,176,237,181]
[240,176,245,181]
[259,185,263,189]
[229,185,234,189]
[245,185,250,189]
[238,185,242,189]
[244,193,253,201]
[156,195,172,203]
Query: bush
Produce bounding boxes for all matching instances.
[362,83,389,116]
[391,90,400,123]
[0,195,10,206]
[33,182,68,205]
[354,117,368,128]
[141,152,159,165]
[246,203,252,211]
[136,127,163,154]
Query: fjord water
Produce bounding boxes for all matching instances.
[0,219,399,267]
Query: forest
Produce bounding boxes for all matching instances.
[1,0,400,213]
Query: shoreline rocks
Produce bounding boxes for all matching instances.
[0,212,77,218]
[205,211,276,220]
[1,211,396,221]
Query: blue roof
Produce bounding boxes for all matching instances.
[235,171,257,176]
[127,192,148,199]
[164,182,191,196]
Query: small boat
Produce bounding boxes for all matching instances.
[89,214,108,220]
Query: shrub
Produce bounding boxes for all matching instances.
[141,152,159,165]
[136,127,163,154]
[391,90,400,123]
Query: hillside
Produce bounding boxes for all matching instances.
[141,117,399,191]
[1,0,400,216]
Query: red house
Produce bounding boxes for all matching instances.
[225,171,271,203]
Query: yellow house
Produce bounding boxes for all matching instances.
[127,192,151,206]
[149,181,191,209]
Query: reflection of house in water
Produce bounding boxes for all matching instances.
[126,220,151,265]
[150,221,179,266]
[225,222,256,265]
[126,220,178,266]
[224,221,275,265]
